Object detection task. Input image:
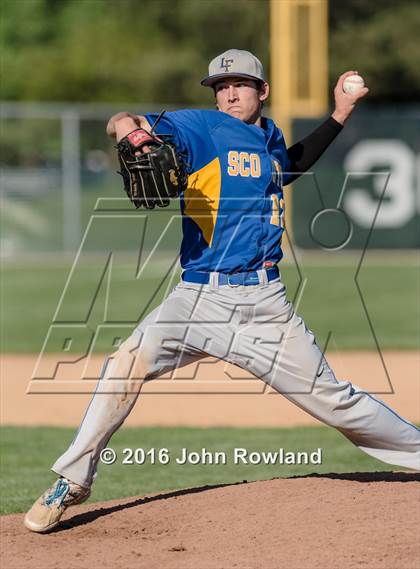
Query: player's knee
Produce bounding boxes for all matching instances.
[108,333,152,380]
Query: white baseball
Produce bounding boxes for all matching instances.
[343,74,365,95]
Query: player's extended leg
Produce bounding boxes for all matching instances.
[234,281,420,470]
[24,282,230,532]
[24,327,202,533]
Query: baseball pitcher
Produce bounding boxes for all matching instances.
[24,49,420,533]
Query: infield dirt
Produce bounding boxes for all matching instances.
[1,472,419,569]
[2,351,419,427]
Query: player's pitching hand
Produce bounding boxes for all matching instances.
[331,71,369,125]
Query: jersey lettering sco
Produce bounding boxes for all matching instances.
[145,109,291,273]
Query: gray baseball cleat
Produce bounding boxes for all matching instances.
[24,477,91,533]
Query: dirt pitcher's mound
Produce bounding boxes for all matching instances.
[2,473,420,569]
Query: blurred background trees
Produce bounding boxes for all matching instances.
[1,0,419,105]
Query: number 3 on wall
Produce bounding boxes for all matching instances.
[270,194,285,227]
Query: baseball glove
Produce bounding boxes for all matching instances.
[116,128,188,209]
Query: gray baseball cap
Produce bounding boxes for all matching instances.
[201,49,266,87]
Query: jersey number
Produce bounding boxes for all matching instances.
[227,151,261,177]
[270,194,285,228]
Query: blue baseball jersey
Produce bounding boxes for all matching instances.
[145,109,290,273]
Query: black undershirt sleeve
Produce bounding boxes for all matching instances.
[284,116,343,185]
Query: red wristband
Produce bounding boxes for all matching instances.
[127,129,154,149]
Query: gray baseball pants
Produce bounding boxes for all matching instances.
[53,275,420,487]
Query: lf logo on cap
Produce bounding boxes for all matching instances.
[220,57,234,72]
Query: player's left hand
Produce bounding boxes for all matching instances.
[116,128,188,209]
[331,71,369,125]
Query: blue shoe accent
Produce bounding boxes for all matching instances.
[44,479,69,507]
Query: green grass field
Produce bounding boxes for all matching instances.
[1,258,419,352]
[0,425,398,515]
